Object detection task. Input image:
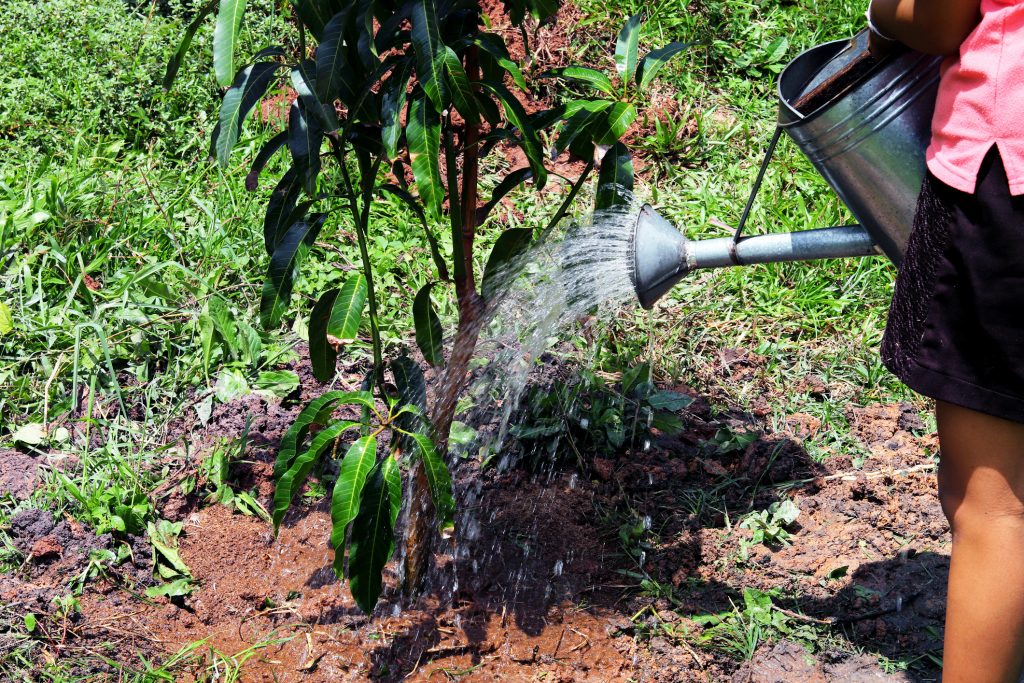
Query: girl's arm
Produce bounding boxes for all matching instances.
[870,0,981,55]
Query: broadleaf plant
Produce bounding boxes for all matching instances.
[166,4,689,612]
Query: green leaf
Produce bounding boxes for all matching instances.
[214,0,248,87]
[637,42,692,92]
[479,167,532,224]
[12,423,46,446]
[245,131,288,191]
[407,432,454,529]
[449,421,477,447]
[443,47,478,124]
[381,455,402,527]
[23,613,36,633]
[347,462,394,613]
[206,296,238,357]
[407,94,444,222]
[554,100,613,156]
[164,0,218,90]
[410,0,448,109]
[413,283,444,366]
[263,168,307,255]
[391,356,427,417]
[309,290,340,383]
[0,301,13,335]
[540,67,615,96]
[381,59,413,160]
[471,33,527,91]
[288,100,324,195]
[615,13,642,87]
[330,435,378,569]
[478,81,547,190]
[378,184,448,279]
[254,370,301,397]
[329,274,369,340]
[147,521,192,578]
[595,142,633,210]
[275,391,375,478]
[260,215,327,329]
[215,62,281,167]
[316,11,358,107]
[292,61,339,133]
[481,227,533,300]
[647,390,694,411]
[273,420,359,532]
[292,0,345,40]
[214,368,250,402]
[591,102,637,145]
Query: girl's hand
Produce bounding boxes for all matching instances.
[869,0,980,55]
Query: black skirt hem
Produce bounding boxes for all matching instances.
[896,357,1024,424]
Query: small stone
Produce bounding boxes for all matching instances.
[30,536,63,560]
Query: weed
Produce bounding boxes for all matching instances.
[692,587,819,660]
[738,499,801,555]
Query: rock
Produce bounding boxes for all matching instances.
[29,535,64,559]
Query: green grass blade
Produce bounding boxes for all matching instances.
[213,0,248,87]
[412,283,444,366]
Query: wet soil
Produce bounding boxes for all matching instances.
[1,346,946,681]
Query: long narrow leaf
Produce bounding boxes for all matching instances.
[214,0,248,87]
[412,283,444,366]
[293,0,344,40]
[348,462,394,613]
[471,33,527,91]
[246,131,288,191]
[407,94,444,222]
[328,274,369,341]
[637,42,692,92]
[215,62,281,167]
[377,184,448,279]
[408,432,454,529]
[275,390,375,478]
[381,60,413,160]
[595,142,634,210]
[260,215,327,328]
[591,102,637,145]
[288,100,324,195]
[292,61,339,133]
[272,420,359,532]
[443,47,478,124]
[381,455,402,528]
[615,14,642,86]
[410,0,448,109]
[309,288,340,383]
[554,100,612,156]
[317,10,363,109]
[479,168,532,224]
[478,81,547,190]
[481,228,532,300]
[539,67,615,96]
[163,0,218,90]
[330,435,378,564]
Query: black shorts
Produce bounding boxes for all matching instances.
[882,146,1024,423]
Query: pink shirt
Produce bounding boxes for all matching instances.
[927,0,1024,196]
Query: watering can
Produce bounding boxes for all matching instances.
[631,30,944,309]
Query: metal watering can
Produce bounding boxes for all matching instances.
[631,30,944,308]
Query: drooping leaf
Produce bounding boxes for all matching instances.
[163,0,218,90]
[479,167,532,224]
[539,67,615,96]
[329,273,369,340]
[330,435,378,566]
[407,94,444,222]
[615,14,642,86]
[215,62,282,167]
[381,455,402,527]
[412,283,444,366]
[275,390,376,478]
[246,131,288,191]
[263,168,303,254]
[443,47,478,124]
[381,60,413,160]
[347,462,394,613]
[470,33,527,91]
[214,0,248,87]
[292,61,339,133]
[377,184,448,279]
[407,432,454,529]
[288,100,324,195]
[293,0,346,40]
[595,141,634,210]
[637,42,692,92]
[260,214,327,328]
[273,420,359,532]
[554,100,613,156]
[481,227,533,300]
[591,101,637,145]
[478,81,547,190]
[309,288,341,383]
[410,0,448,110]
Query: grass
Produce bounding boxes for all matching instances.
[0,0,931,678]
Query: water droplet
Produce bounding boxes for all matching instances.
[554,560,564,576]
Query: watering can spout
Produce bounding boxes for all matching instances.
[629,205,881,309]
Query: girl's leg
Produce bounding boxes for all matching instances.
[936,400,1024,683]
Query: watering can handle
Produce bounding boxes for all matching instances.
[731,125,784,265]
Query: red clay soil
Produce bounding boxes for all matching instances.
[1,346,946,682]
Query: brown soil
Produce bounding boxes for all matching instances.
[3,346,946,681]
